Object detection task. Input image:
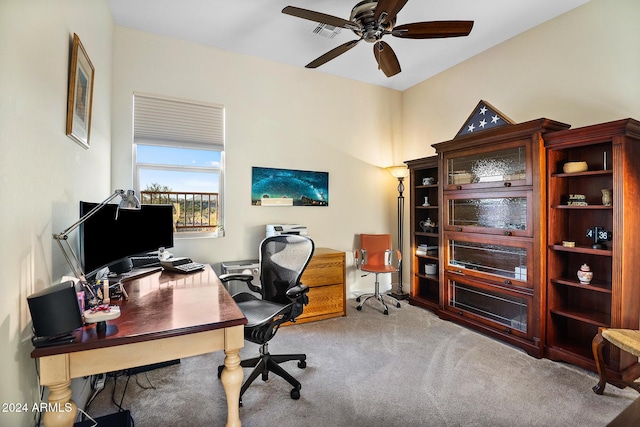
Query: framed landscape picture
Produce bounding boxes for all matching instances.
[251,167,329,206]
[66,33,94,149]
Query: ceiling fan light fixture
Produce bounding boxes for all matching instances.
[283,0,473,77]
[312,23,342,39]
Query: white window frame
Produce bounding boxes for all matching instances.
[132,93,225,238]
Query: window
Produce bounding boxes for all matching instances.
[133,93,225,236]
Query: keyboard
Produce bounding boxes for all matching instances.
[130,255,161,268]
[160,258,205,274]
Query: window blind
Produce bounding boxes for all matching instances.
[133,93,224,150]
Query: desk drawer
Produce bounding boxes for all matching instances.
[291,284,345,324]
[301,257,344,287]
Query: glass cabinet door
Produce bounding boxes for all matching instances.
[445,233,531,287]
[445,143,530,190]
[444,191,532,237]
[447,277,530,337]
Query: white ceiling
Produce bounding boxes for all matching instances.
[108,0,590,91]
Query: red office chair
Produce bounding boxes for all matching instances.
[355,234,402,315]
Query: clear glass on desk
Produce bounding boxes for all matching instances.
[447,146,527,186]
[448,239,528,283]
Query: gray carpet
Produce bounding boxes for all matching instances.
[86,300,638,426]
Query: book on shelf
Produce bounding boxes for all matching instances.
[416,245,437,256]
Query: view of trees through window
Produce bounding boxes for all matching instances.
[141,183,219,233]
[135,145,222,234]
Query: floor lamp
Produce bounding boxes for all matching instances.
[387,165,410,300]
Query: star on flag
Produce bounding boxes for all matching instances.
[455,100,515,138]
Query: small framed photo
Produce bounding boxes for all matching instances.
[66,33,94,149]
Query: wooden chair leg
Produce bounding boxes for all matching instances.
[592,327,640,395]
[592,328,608,395]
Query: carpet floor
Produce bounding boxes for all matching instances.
[85,300,638,426]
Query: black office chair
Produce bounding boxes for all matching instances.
[217,235,314,405]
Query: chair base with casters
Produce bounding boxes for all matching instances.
[356,271,401,315]
[218,341,307,405]
[592,327,640,395]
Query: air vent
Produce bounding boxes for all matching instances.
[312,23,342,39]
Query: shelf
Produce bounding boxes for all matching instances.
[417,273,439,281]
[407,155,440,318]
[547,339,595,362]
[549,306,610,327]
[552,205,613,210]
[551,169,612,178]
[550,277,612,294]
[415,232,438,238]
[545,119,640,379]
[548,244,612,256]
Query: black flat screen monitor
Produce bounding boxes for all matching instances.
[79,202,174,276]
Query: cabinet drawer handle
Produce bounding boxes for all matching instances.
[504,231,513,236]
[505,327,512,333]
[456,185,462,190]
[456,269,463,274]
[457,227,463,232]
[504,182,512,187]
[504,279,512,285]
[458,310,463,316]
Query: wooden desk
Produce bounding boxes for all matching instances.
[31,265,247,427]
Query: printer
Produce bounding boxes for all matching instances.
[266,224,308,238]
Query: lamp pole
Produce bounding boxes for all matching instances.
[388,166,409,300]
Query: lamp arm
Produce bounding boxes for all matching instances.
[52,190,124,241]
[52,189,127,281]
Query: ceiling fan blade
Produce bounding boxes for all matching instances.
[306,39,361,69]
[392,21,474,39]
[374,0,409,25]
[282,6,359,31]
[373,41,401,77]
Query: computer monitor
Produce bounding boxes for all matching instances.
[79,202,174,277]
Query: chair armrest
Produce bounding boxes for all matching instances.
[286,284,309,300]
[355,249,367,270]
[394,249,402,269]
[218,273,261,293]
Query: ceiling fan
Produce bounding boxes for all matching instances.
[282,0,474,77]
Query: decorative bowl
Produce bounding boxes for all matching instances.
[563,161,588,173]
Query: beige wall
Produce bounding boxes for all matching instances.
[110,27,403,297]
[401,0,640,161]
[0,1,113,426]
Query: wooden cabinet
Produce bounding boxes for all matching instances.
[544,119,640,380]
[406,156,441,313]
[433,119,570,357]
[294,248,346,325]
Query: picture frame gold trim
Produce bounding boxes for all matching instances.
[66,33,94,149]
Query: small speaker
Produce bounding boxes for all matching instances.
[27,281,83,339]
[108,257,133,274]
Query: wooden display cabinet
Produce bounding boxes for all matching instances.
[434,119,570,357]
[544,118,640,380]
[405,156,440,313]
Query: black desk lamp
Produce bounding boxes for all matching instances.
[52,189,141,281]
